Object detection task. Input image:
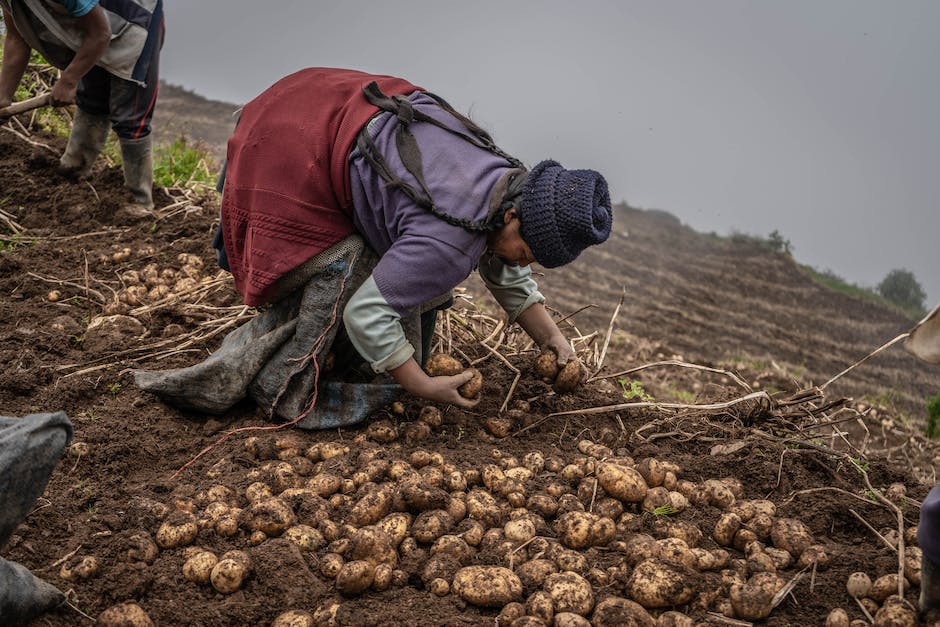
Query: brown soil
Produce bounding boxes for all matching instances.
[1,120,937,627]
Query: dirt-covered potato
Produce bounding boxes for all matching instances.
[458,368,483,399]
[657,610,694,627]
[729,572,784,620]
[349,484,395,526]
[544,571,595,616]
[126,532,159,564]
[525,589,555,623]
[553,359,583,393]
[466,488,504,528]
[826,608,850,627]
[376,512,412,546]
[401,481,450,512]
[596,462,648,503]
[411,509,455,543]
[348,526,398,567]
[770,518,814,558]
[424,353,464,376]
[590,597,655,627]
[283,525,325,552]
[873,595,916,627]
[903,546,922,585]
[59,555,100,581]
[496,602,526,626]
[869,573,904,602]
[554,613,592,627]
[271,609,315,627]
[335,560,376,595]
[504,518,537,544]
[98,602,155,627]
[319,553,345,579]
[452,566,523,607]
[626,559,695,608]
[155,511,199,549]
[182,550,218,583]
[797,544,829,570]
[554,511,615,549]
[516,559,558,594]
[247,497,295,536]
[534,350,561,383]
[713,512,742,547]
[210,556,250,594]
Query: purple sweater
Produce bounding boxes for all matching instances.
[349,92,513,316]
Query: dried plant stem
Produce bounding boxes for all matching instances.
[590,288,624,379]
[546,390,772,419]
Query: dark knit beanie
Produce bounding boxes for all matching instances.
[517,160,612,268]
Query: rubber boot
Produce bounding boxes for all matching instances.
[58,109,110,178]
[923,557,940,616]
[119,135,155,215]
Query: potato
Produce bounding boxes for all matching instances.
[210,557,249,594]
[424,353,464,376]
[626,559,695,608]
[466,488,504,528]
[452,566,523,607]
[596,462,648,503]
[430,535,473,564]
[497,602,526,626]
[271,610,315,627]
[458,368,483,399]
[797,544,829,570]
[376,513,412,546]
[534,350,560,382]
[319,553,345,579]
[554,612,592,627]
[621,534,658,566]
[770,518,813,558]
[553,359,583,393]
[126,533,159,564]
[873,595,916,627]
[554,511,615,549]
[349,484,395,526]
[247,497,295,536]
[903,546,922,585]
[713,513,742,547]
[155,511,199,549]
[657,610,695,627]
[544,571,595,616]
[429,577,450,596]
[826,608,850,627]
[284,525,325,552]
[348,526,398,567]
[418,405,443,428]
[401,481,450,512]
[372,563,394,591]
[729,572,784,620]
[526,589,555,623]
[59,555,99,582]
[411,509,454,544]
[182,550,218,583]
[335,560,375,595]
[516,559,558,594]
[870,573,904,603]
[98,602,155,627]
[636,458,666,488]
[590,597,655,627]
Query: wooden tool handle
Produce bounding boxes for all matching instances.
[0,93,53,119]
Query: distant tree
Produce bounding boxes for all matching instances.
[767,230,792,255]
[877,269,926,316]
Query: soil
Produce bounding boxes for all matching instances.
[1,118,938,627]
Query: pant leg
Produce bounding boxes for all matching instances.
[106,37,161,140]
[75,65,112,119]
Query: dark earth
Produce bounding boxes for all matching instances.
[1,98,938,626]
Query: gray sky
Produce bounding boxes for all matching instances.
[160,1,939,307]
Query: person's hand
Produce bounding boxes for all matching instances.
[50,77,78,107]
[542,334,576,366]
[420,370,481,409]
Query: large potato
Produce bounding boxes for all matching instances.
[348,527,398,567]
[543,571,595,616]
[553,359,583,394]
[516,558,558,594]
[769,518,814,558]
[554,511,615,549]
[411,509,455,544]
[626,559,695,608]
[452,566,523,607]
[590,597,655,627]
[377,512,413,546]
[401,481,450,512]
[155,511,199,549]
[283,525,325,552]
[430,535,473,564]
[349,484,395,526]
[466,488,504,528]
[873,596,917,627]
[247,497,295,536]
[596,462,648,503]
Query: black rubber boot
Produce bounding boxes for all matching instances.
[58,109,110,178]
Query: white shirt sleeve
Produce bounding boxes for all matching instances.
[477,251,545,323]
[342,274,415,373]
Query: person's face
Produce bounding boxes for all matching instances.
[487,208,536,267]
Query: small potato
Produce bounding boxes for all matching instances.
[418,406,443,428]
[713,513,742,547]
[126,533,159,564]
[424,353,464,376]
[826,608,850,627]
[534,350,560,382]
[335,560,375,595]
[60,556,100,581]
[412,509,455,544]
[429,577,450,596]
[182,550,218,583]
[372,563,393,591]
[497,602,526,626]
[458,368,483,399]
[526,590,555,623]
[348,484,395,526]
[452,566,523,608]
[516,559,558,594]
[155,511,199,549]
[319,553,344,579]
[554,612,592,627]
[210,557,249,594]
[553,359,583,394]
[98,602,154,627]
[271,610,315,627]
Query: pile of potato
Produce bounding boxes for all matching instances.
[99,252,209,314]
[122,427,920,625]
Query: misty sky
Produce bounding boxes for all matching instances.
[159,1,939,306]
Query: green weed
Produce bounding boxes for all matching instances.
[152,136,217,188]
[619,379,654,403]
[927,391,940,439]
[652,504,679,517]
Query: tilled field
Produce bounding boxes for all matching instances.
[1,125,938,626]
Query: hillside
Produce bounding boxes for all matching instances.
[1,91,938,626]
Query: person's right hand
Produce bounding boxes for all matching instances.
[50,77,78,107]
[420,370,481,409]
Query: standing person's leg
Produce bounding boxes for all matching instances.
[0,412,73,623]
[60,66,111,178]
[109,32,162,212]
[921,485,940,615]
